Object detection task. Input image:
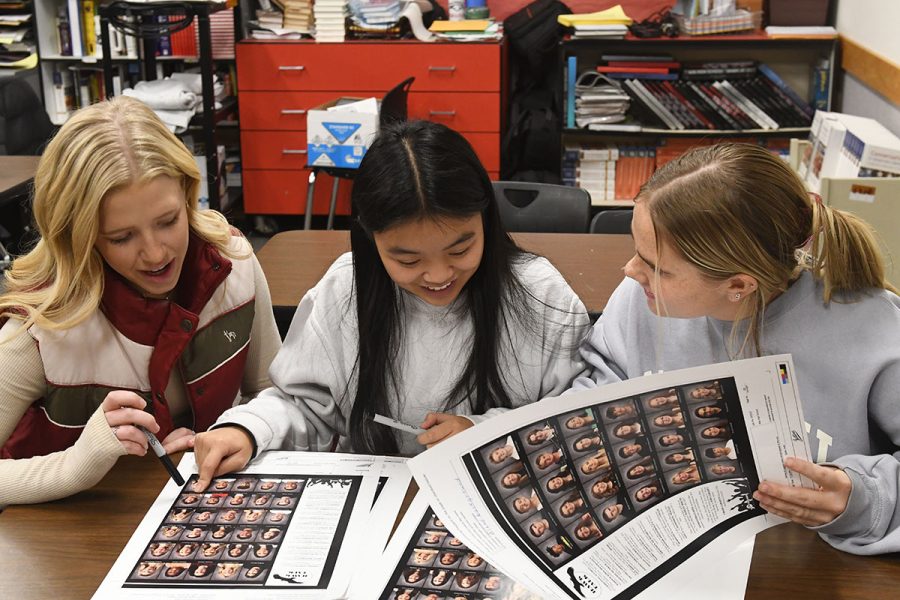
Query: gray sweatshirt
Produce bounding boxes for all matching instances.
[217,253,590,456]
[571,272,900,554]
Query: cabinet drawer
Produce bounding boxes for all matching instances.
[242,131,310,169]
[462,132,500,172]
[237,43,501,92]
[408,92,500,133]
[240,91,365,131]
[243,169,353,215]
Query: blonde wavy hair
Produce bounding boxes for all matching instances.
[638,142,896,357]
[0,96,243,333]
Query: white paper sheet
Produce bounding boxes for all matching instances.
[407,355,811,600]
[93,451,389,599]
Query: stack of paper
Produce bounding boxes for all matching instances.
[428,19,503,42]
[282,0,314,33]
[314,0,347,42]
[348,0,401,28]
[558,4,633,39]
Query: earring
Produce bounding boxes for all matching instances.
[734,293,741,301]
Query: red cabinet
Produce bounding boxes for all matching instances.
[238,39,506,215]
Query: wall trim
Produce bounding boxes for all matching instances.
[841,35,900,106]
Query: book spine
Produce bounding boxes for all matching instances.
[716,81,777,130]
[810,58,830,111]
[82,0,97,58]
[758,63,814,119]
[67,0,83,57]
[691,82,742,130]
[661,81,715,130]
[636,80,685,130]
[644,81,693,129]
[621,80,669,129]
[57,7,72,55]
[567,56,576,129]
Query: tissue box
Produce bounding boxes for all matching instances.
[306,98,378,169]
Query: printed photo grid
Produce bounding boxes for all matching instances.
[380,509,541,600]
[126,474,305,587]
[471,379,750,569]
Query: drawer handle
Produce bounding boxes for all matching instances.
[428,66,457,72]
[281,109,307,115]
[278,65,306,71]
[429,110,457,117]
[282,149,308,155]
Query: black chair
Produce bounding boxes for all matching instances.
[304,77,415,230]
[0,77,54,156]
[492,181,591,233]
[589,209,633,234]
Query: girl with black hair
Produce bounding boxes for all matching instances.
[193,120,588,483]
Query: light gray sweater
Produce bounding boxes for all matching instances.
[572,272,900,554]
[217,253,590,456]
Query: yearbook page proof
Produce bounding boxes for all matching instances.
[408,355,812,600]
[93,451,408,599]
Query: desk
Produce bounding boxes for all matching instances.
[2,456,898,599]
[0,155,38,205]
[256,230,636,316]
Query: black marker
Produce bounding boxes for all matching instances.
[138,425,186,486]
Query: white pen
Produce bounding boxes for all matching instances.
[373,413,425,436]
[138,425,186,486]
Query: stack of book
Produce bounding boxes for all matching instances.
[620,61,813,132]
[558,5,631,39]
[207,8,235,59]
[282,0,313,33]
[314,0,347,42]
[561,144,619,204]
[596,54,680,80]
[573,71,632,131]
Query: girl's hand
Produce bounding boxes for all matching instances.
[753,457,852,527]
[162,427,196,454]
[193,427,255,491]
[417,412,473,448]
[102,390,159,456]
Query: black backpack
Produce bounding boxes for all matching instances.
[502,87,561,179]
[504,0,571,81]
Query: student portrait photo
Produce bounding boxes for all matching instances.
[161,562,191,580]
[649,406,685,430]
[158,525,182,539]
[661,448,696,469]
[464,551,486,570]
[390,588,416,600]
[570,513,603,545]
[217,509,240,524]
[568,428,603,455]
[632,481,665,510]
[226,542,249,559]
[235,526,256,541]
[183,525,206,540]
[187,562,214,579]
[242,508,266,523]
[698,422,732,442]
[266,510,290,524]
[693,401,726,419]
[670,464,701,487]
[524,511,555,542]
[603,400,638,421]
[453,570,482,591]
[560,408,597,433]
[146,542,173,559]
[252,543,275,560]
[657,430,689,449]
[600,500,628,529]
[409,547,439,567]
[519,422,556,448]
[483,436,519,469]
[543,535,576,563]
[576,448,610,477]
[531,444,566,472]
[420,529,448,546]
[609,420,644,441]
[199,542,224,559]
[173,542,198,559]
[428,567,452,588]
[241,565,267,581]
[401,566,427,586]
[480,573,506,593]
[273,495,295,508]
[438,549,463,568]
[615,437,651,463]
[702,439,737,461]
[260,527,283,541]
[133,561,163,579]
[210,478,234,492]
[586,474,619,503]
[688,381,723,402]
[642,389,680,411]
[210,525,233,540]
[203,493,226,507]
[280,479,303,492]
[508,489,542,517]
[554,490,588,522]
[497,461,531,493]
[624,457,656,481]
[213,562,242,581]
[543,465,576,496]
[706,460,743,480]
[227,493,248,507]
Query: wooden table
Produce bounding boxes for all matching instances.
[1,457,897,599]
[256,230,636,315]
[0,155,39,205]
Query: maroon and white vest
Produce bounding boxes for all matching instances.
[2,234,257,460]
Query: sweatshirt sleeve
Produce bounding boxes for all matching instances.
[569,279,633,391]
[239,253,282,401]
[813,354,900,554]
[0,321,125,506]
[214,284,348,455]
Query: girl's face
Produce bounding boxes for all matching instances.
[96,176,190,299]
[624,202,736,320]
[373,214,484,307]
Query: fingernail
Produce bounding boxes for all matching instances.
[758,483,769,493]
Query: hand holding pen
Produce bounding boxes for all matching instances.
[102,390,193,484]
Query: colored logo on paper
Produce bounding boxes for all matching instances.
[778,363,789,384]
[322,122,361,143]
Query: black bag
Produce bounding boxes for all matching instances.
[501,87,561,179]
[504,0,571,79]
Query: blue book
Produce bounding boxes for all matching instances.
[567,56,577,128]
[758,63,814,119]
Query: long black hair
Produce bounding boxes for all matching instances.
[348,120,537,454]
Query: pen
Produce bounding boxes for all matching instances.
[373,413,425,436]
[138,425,186,486]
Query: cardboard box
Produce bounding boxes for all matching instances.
[306,98,378,169]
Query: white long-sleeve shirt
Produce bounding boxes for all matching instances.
[216,253,590,456]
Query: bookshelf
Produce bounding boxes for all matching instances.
[558,33,838,206]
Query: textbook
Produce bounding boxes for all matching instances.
[408,355,813,600]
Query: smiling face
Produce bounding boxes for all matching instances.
[624,202,736,320]
[373,214,484,307]
[95,176,190,299]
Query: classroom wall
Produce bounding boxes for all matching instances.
[835,0,900,136]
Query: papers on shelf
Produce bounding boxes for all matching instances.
[558,4,633,27]
[765,25,838,39]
